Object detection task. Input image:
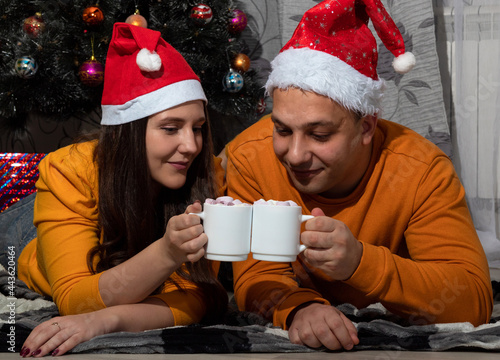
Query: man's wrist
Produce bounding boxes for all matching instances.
[285,301,323,328]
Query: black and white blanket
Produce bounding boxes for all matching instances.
[1,265,499,354]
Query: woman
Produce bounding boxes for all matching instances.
[9,23,227,357]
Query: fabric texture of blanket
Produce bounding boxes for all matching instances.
[1,264,499,354]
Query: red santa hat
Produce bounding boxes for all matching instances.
[265,0,416,116]
[101,23,207,125]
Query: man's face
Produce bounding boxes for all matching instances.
[272,88,375,198]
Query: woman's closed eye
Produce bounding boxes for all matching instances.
[162,126,179,134]
[193,125,203,134]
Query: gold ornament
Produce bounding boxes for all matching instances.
[232,53,250,73]
[126,9,147,28]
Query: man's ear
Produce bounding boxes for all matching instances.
[361,115,378,145]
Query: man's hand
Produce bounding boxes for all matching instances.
[288,303,359,350]
[301,207,363,281]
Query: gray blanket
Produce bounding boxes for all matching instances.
[1,265,499,354]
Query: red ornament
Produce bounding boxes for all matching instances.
[257,98,267,114]
[190,4,213,27]
[126,9,147,28]
[82,6,105,27]
[79,56,104,87]
[23,13,45,38]
[228,9,247,34]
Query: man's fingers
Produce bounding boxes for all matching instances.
[340,312,360,345]
[309,321,343,350]
[304,215,338,233]
[310,207,326,217]
[323,313,355,350]
[287,326,303,346]
[295,326,323,348]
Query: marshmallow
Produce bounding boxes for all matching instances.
[205,196,250,206]
[254,199,299,206]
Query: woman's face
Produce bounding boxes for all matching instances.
[146,100,205,190]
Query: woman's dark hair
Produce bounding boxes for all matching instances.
[86,107,227,323]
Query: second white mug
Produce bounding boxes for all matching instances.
[250,204,313,262]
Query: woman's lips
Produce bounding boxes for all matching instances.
[169,161,189,170]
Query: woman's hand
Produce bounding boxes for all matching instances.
[161,201,208,267]
[21,299,175,357]
[20,312,113,357]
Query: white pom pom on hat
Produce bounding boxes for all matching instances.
[265,0,416,116]
[136,48,162,72]
[393,52,416,74]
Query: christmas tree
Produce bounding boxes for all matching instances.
[0,1,265,152]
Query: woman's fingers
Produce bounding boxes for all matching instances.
[21,314,103,357]
[21,320,62,357]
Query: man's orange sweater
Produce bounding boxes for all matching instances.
[226,115,493,328]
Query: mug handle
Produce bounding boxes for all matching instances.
[301,215,314,222]
[299,215,314,253]
[189,212,204,220]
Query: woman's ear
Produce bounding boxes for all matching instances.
[361,115,378,145]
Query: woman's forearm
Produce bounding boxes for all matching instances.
[110,298,175,332]
[98,240,178,306]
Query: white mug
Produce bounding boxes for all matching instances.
[250,204,314,262]
[191,204,252,261]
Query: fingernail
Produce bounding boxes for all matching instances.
[31,349,41,356]
[51,349,59,356]
[20,348,30,357]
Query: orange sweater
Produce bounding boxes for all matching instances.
[226,115,493,328]
[18,140,222,325]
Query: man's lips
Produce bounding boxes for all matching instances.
[290,168,321,179]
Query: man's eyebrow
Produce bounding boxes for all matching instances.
[271,115,337,129]
[271,116,284,125]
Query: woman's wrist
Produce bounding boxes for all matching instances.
[153,237,183,272]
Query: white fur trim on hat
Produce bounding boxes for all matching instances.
[101,79,207,125]
[265,48,385,116]
[136,48,162,72]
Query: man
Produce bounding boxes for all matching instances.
[225,0,493,352]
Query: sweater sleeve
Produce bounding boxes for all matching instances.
[227,138,329,329]
[149,261,222,326]
[213,155,226,196]
[149,275,205,326]
[33,143,106,315]
[345,156,493,325]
